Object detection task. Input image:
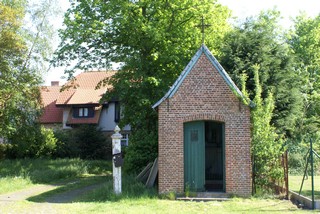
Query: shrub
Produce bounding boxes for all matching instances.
[0,143,12,160]
[53,129,81,158]
[74,125,110,160]
[6,124,57,158]
[123,129,157,174]
[53,125,111,160]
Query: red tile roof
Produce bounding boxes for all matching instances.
[56,71,115,105]
[40,71,115,124]
[39,86,63,123]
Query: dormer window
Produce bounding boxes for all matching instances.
[73,107,94,118]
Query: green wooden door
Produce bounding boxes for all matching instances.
[184,121,205,192]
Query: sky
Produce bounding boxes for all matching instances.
[43,0,320,86]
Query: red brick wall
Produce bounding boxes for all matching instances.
[158,53,252,197]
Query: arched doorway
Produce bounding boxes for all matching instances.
[184,121,225,192]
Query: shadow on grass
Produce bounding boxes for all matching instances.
[27,175,110,203]
[74,175,158,203]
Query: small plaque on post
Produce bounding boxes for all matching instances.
[113,153,124,167]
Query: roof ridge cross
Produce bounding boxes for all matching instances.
[196,16,211,44]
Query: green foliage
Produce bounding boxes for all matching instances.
[250,65,284,192]
[0,158,111,183]
[0,0,57,147]
[220,10,303,137]
[7,125,57,158]
[288,14,320,137]
[124,129,157,173]
[0,143,12,160]
[0,2,42,139]
[53,125,111,160]
[53,0,231,172]
[74,125,110,160]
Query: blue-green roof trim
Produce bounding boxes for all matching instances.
[152,44,245,109]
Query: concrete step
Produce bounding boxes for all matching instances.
[176,197,230,202]
[197,192,229,198]
[176,192,231,202]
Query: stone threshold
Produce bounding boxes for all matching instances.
[176,192,230,202]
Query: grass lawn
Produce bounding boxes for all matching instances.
[0,197,309,214]
[0,158,111,194]
[289,175,320,199]
[0,159,310,213]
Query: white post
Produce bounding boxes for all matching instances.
[112,125,122,195]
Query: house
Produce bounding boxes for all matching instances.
[152,44,251,197]
[40,71,130,145]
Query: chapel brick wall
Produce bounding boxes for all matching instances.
[158,53,252,197]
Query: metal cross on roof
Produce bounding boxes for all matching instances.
[196,16,212,44]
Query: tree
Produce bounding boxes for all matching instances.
[246,65,284,192]
[219,10,303,138]
[53,0,231,172]
[0,0,58,157]
[0,1,40,137]
[289,14,320,135]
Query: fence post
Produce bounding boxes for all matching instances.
[112,125,123,195]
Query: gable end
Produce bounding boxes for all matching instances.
[152,44,244,109]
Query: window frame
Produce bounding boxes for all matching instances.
[114,101,120,123]
[73,107,94,118]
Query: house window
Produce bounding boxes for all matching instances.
[114,102,120,123]
[73,107,94,118]
[121,134,129,146]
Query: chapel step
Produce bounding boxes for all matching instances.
[176,192,231,202]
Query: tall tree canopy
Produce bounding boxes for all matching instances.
[0,0,41,138]
[219,10,303,137]
[0,0,58,158]
[53,0,231,172]
[289,14,320,135]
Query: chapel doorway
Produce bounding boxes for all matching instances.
[184,121,225,192]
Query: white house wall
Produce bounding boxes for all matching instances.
[62,107,72,129]
[98,103,131,131]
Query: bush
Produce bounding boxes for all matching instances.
[0,143,12,160]
[54,129,81,158]
[124,129,157,174]
[6,124,57,158]
[53,125,111,160]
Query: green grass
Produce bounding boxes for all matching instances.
[0,158,111,194]
[0,159,309,213]
[289,175,320,199]
[0,176,33,194]
[0,197,308,214]
[27,175,108,202]
[75,174,157,202]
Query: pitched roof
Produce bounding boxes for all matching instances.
[56,71,115,105]
[152,44,244,108]
[39,86,63,123]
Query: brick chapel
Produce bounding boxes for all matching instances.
[152,44,252,197]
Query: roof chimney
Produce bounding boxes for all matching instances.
[51,81,59,86]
